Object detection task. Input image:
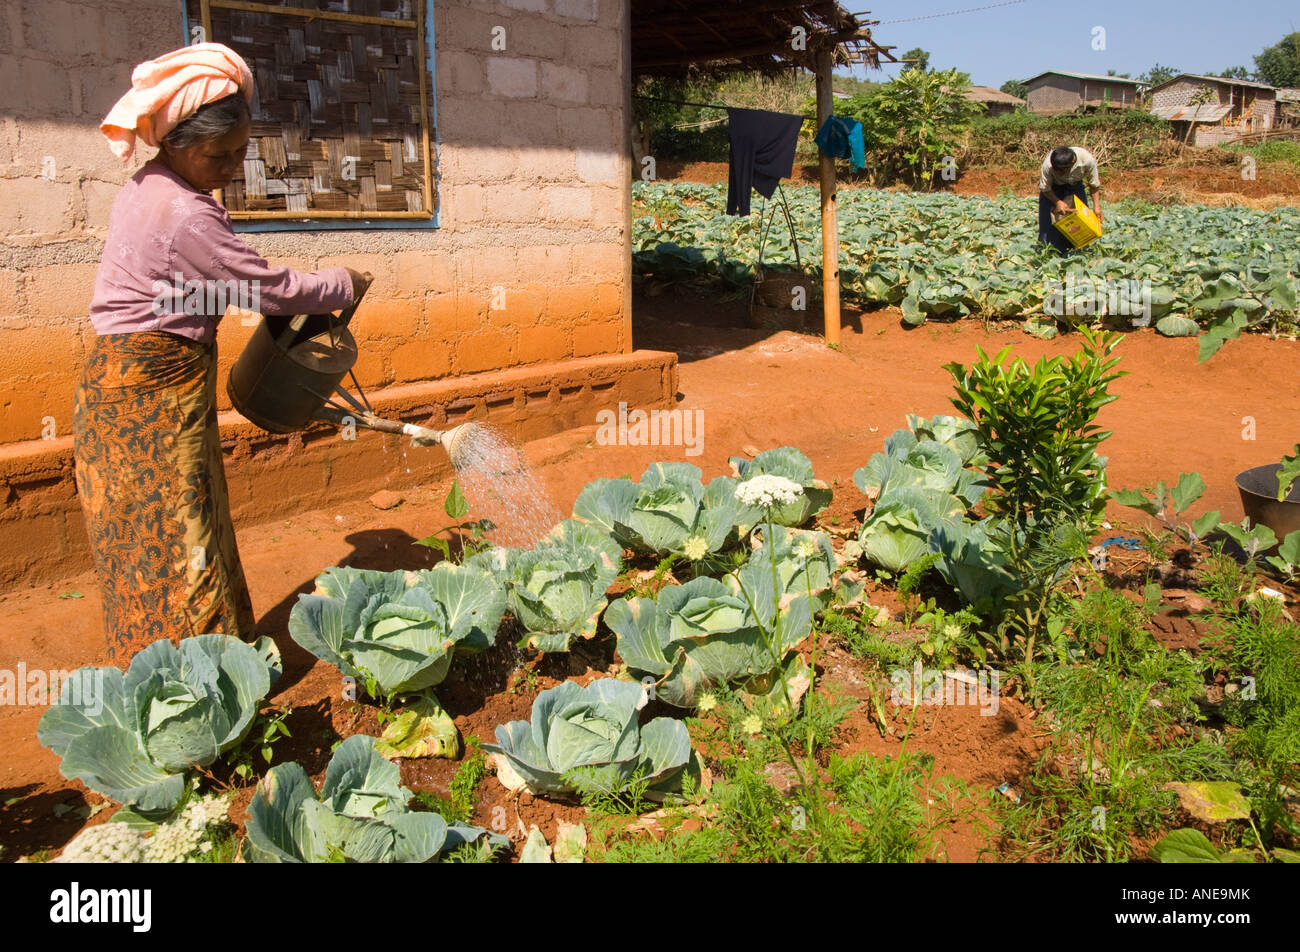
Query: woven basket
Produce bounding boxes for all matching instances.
[753,271,812,309]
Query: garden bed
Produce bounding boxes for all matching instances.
[3,306,1298,863]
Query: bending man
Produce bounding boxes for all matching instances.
[1038,145,1102,253]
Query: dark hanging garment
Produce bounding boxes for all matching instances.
[725,107,805,216]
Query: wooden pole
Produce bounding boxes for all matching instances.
[814,46,841,346]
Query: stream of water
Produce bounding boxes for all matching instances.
[449,422,562,548]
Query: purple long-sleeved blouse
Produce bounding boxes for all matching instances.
[88,160,354,344]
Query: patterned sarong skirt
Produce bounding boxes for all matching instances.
[73,331,256,664]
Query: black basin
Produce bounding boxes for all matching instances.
[1235,463,1300,549]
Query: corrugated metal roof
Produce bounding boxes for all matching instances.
[1024,70,1145,86]
[1149,74,1278,93]
[1151,103,1233,122]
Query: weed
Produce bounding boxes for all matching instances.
[592,685,983,863]
[413,478,496,563]
[1208,599,1300,850]
[821,609,909,669]
[412,737,487,825]
[445,838,504,863]
[897,552,939,629]
[563,765,656,817]
[193,826,242,864]
[230,704,293,783]
[1198,542,1249,609]
[915,605,983,668]
[1008,641,1225,862]
[507,665,540,697]
[1059,585,1156,672]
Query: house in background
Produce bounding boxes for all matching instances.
[964,85,1024,116]
[1023,71,1144,114]
[1275,88,1300,128]
[1148,74,1278,146]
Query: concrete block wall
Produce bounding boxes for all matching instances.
[0,0,680,588]
[1,0,635,447]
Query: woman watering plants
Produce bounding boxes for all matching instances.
[78,43,370,662]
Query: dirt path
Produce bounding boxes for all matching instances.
[3,302,1297,859]
[660,158,1300,206]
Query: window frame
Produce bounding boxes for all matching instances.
[178,0,441,232]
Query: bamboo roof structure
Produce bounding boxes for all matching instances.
[631,1,896,79]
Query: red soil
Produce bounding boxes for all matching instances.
[3,300,1298,861]
[658,158,1300,204]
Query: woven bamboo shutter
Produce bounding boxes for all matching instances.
[190,0,436,220]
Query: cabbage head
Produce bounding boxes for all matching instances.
[288,562,506,698]
[905,413,985,466]
[854,427,987,507]
[857,485,965,574]
[244,735,504,863]
[505,519,623,652]
[728,447,833,527]
[37,635,282,815]
[606,527,834,707]
[483,679,694,801]
[573,462,746,559]
[929,518,1019,614]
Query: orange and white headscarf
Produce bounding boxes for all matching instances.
[101,42,254,162]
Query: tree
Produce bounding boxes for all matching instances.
[1138,63,1181,87]
[631,75,722,163]
[839,68,982,189]
[1106,69,1132,78]
[1254,32,1300,88]
[1212,65,1252,80]
[901,47,931,71]
[1000,78,1028,99]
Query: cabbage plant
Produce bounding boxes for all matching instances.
[856,485,965,574]
[244,735,503,863]
[573,463,749,561]
[905,413,985,466]
[37,635,283,814]
[503,520,622,652]
[929,518,1018,613]
[728,447,832,527]
[606,527,834,707]
[855,427,988,508]
[483,679,694,801]
[288,563,506,698]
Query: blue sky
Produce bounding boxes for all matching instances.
[849,0,1299,88]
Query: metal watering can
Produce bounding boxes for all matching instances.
[227,278,474,460]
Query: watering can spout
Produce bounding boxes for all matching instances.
[312,406,476,464]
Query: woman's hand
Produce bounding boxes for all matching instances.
[345,268,373,302]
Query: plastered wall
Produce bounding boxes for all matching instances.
[0,0,634,447]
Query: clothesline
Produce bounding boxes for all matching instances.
[632,94,817,125]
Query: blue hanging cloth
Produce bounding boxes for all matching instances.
[814,115,865,170]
